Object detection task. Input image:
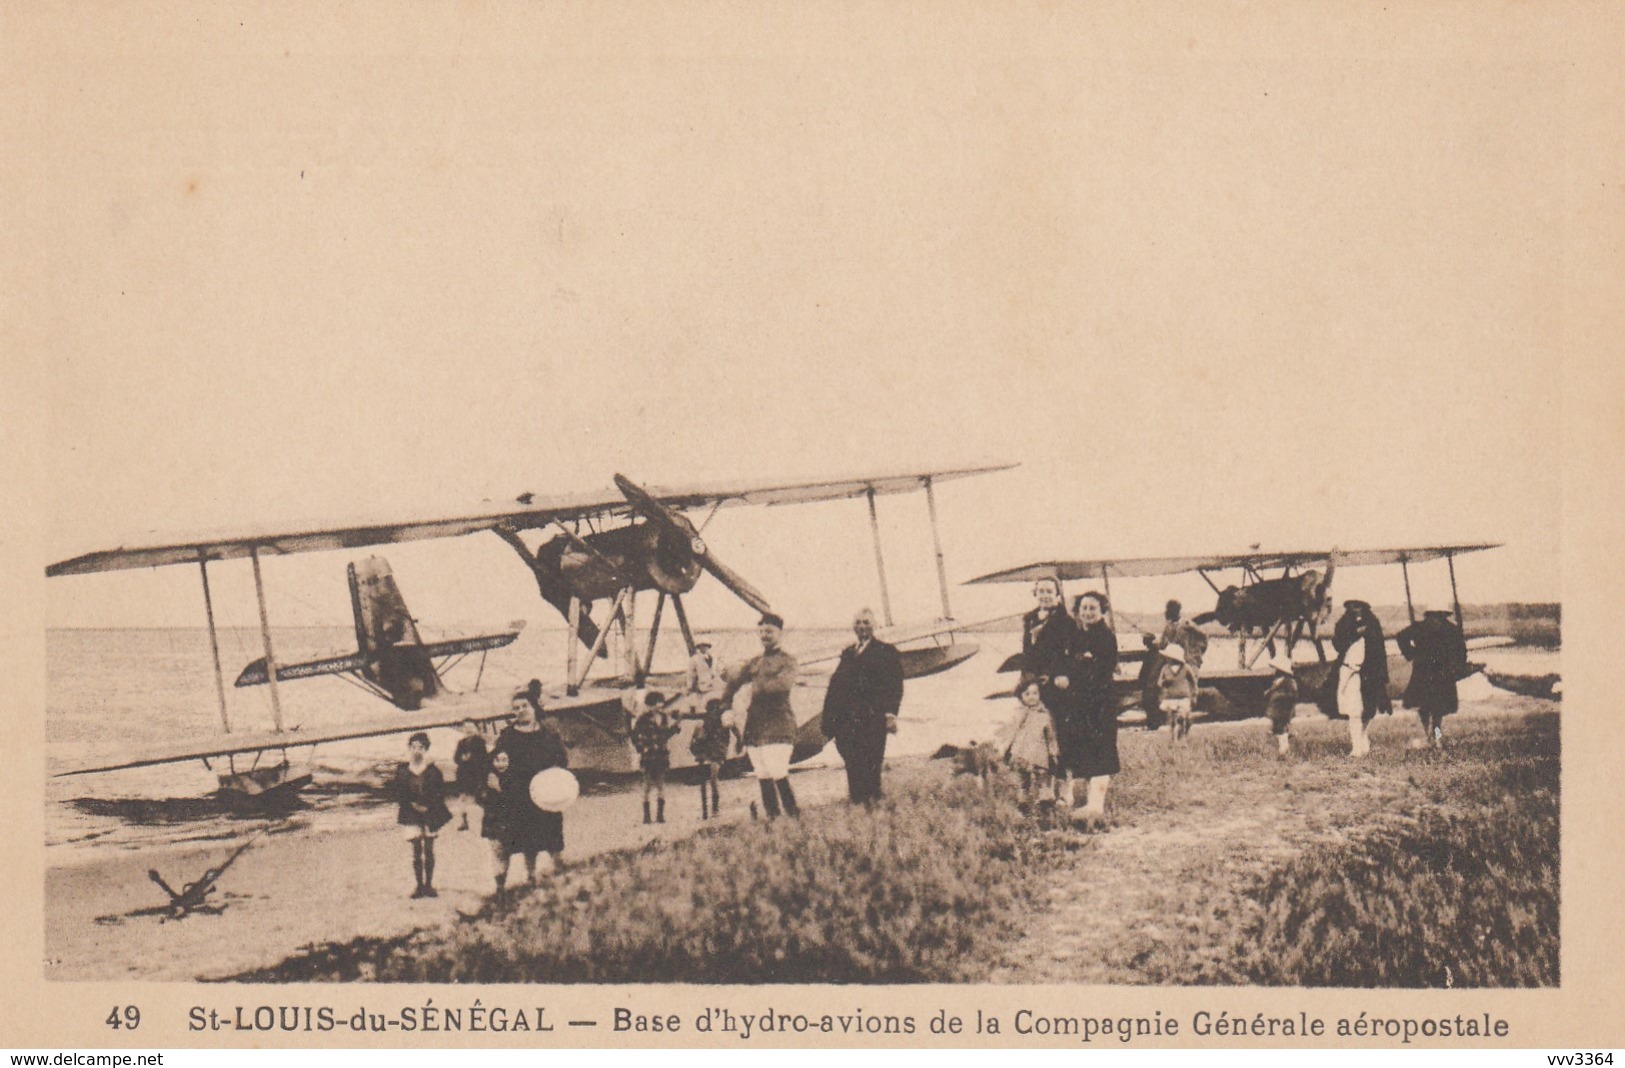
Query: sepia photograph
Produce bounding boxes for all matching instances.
[5,0,1621,1051]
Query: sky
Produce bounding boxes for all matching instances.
[16,3,1571,635]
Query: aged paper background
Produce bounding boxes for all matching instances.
[3,0,1622,1048]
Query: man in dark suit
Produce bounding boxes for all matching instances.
[821,608,905,804]
[1396,608,1470,749]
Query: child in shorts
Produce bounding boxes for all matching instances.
[1265,653,1299,757]
[631,691,682,824]
[1157,644,1199,742]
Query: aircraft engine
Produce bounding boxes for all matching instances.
[643,520,706,594]
[501,474,775,654]
[1193,571,1327,634]
[552,522,703,602]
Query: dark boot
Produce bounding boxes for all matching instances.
[422,839,437,897]
[494,872,506,902]
[700,784,710,820]
[643,800,652,825]
[657,798,666,823]
[776,778,799,818]
[758,779,781,819]
[711,780,721,814]
[410,840,425,898]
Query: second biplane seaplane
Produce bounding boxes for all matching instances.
[966,541,1502,724]
[47,463,1013,800]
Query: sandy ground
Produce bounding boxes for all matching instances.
[45,766,856,982]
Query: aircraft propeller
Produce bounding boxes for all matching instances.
[613,474,774,614]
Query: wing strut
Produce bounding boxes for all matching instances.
[1447,552,1463,627]
[197,555,231,734]
[575,587,630,691]
[865,488,895,627]
[639,591,666,686]
[566,596,581,695]
[1100,563,1117,631]
[1400,556,1416,623]
[923,477,953,620]
[671,594,697,656]
[248,546,285,733]
[624,587,638,680]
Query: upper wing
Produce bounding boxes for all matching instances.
[634,461,1015,510]
[47,461,1016,577]
[965,543,1502,584]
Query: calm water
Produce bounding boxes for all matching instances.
[45,626,1558,863]
[44,625,1028,861]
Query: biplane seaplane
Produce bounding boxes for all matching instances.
[965,541,1502,724]
[47,463,1012,801]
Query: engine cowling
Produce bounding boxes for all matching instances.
[552,522,704,602]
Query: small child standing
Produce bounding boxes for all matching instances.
[479,749,511,898]
[1003,678,1059,811]
[393,732,452,899]
[1157,644,1199,742]
[688,698,740,820]
[1265,653,1299,757]
[631,691,682,824]
[451,717,489,831]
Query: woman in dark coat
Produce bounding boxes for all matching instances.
[1021,577,1079,715]
[1062,591,1120,829]
[394,731,453,898]
[491,690,570,886]
[1396,609,1469,749]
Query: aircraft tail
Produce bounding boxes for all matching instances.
[237,557,520,711]
[348,556,442,709]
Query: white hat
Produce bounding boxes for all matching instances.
[1269,654,1295,674]
[1162,643,1186,664]
[529,767,580,812]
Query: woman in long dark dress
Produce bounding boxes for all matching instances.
[491,690,570,886]
[1065,591,1120,830]
[393,731,453,898]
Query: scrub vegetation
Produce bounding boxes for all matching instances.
[1203,721,1559,987]
[238,773,1082,982]
[242,701,1559,986]
[997,705,1560,987]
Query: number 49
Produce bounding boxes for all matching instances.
[106,1006,140,1030]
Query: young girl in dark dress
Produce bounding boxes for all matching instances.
[394,732,453,898]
